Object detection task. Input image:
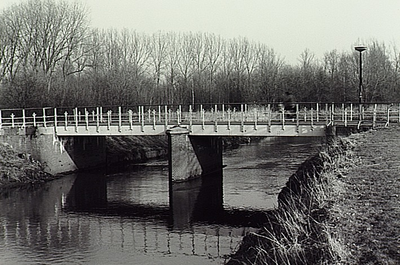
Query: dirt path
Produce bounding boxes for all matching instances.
[333,126,400,264]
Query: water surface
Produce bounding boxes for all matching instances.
[0,137,322,264]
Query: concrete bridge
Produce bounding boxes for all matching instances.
[0,102,398,180]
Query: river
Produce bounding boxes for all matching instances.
[0,137,323,265]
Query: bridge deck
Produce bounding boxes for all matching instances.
[0,103,397,137]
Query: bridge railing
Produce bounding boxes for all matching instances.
[0,103,399,131]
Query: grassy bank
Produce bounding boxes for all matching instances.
[0,143,52,189]
[227,137,357,264]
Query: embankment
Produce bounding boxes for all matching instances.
[0,142,53,189]
[227,136,356,264]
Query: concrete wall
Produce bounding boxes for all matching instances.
[167,126,223,182]
[0,127,106,175]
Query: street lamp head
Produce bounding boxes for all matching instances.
[355,46,367,52]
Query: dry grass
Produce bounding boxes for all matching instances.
[0,142,51,187]
[228,137,358,265]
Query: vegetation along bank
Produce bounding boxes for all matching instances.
[228,126,400,264]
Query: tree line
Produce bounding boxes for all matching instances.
[1,0,400,109]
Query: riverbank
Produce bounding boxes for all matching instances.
[0,142,53,189]
[228,126,400,264]
[330,126,400,264]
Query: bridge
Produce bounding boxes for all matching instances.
[0,102,398,180]
[0,102,398,137]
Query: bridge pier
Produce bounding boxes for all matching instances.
[166,126,223,182]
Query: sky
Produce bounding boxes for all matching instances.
[1,0,400,64]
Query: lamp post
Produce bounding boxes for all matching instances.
[355,46,367,104]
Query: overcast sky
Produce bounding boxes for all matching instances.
[1,0,400,64]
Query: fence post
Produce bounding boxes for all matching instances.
[118,106,122,132]
[189,105,193,131]
[296,104,299,133]
[268,104,271,133]
[0,110,2,129]
[22,109,26,128]
[96,107,100,133]
[350,104,353,121]
[64,111,68,131]
[344,107,348,127]
[141,106,145,132]
[372,104,377,129]
[43,108,47,128]
[316,103,319,122]
[107,110,112,130]
[33,113,36,127]
[53,108,57,133]
[164,105,168,129]
[11,113,15,128]
[241,104,244,132]
[281,109,285,130]
[152,109,156,130]
[254,108,257,131]
[386,106,391,127]
[201,108,205,130]
[74,108,78,132]
[85,108,89,131]
[128,110,133,130]
[227,108,231,130]
[310,108,314,130]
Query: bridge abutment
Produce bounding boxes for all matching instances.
[0,127,106,175]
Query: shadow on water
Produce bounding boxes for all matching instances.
[64,170,271,230]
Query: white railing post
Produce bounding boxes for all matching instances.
[316,103,319,122]
[254,108,257,131]
[53,108,57,132]
[189,105,193,131]
[152,109,156,130]
[141,106,145,132]
[22,109,26,128]
[386,105,391,127]
[0,110,2,129]
[85,108,89,131]
[118,107,122,132]
[281,109,285,130]
[342,103,345,122]
[344,107,348,127]
[164,105,168,129]
[107,110,112,130]
[32,113,37,127]
[227,108,231,130]
[96,107,100,133]
[201,108,205,130]
[128,110,133,130]
[11,113,15,128]
[241,104,244,132]
[296,104,300,132]
[64,111,68,131]
[43,108,47,128]
[74,108,78,132]
[310,108,314,130]
[373,104,377,129]
[158,106,162,122]
[350,104,353,121]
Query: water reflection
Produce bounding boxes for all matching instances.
[0,137,322,264]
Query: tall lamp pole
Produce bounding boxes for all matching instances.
[355,46,367,103]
